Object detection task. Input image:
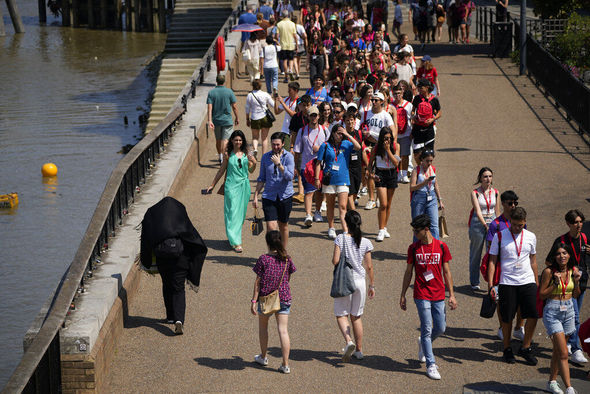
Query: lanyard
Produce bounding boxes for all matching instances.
[559,270,570,297]
[418,165,433,192]
[511,231,524,257]
[311,88,323,103]
[500,214,509,229]
[420,242,435,263]
[286,96,298,111]
[333,144,339,162]
[306,125,320,147]
[568,234,582,265]
[361,102,371,123]
[481,188,492,213]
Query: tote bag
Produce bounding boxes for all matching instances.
[330,240,357,298]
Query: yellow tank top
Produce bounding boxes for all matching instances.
[551,269,574,296]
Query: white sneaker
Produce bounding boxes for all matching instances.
[565,387,577,394]
[313,210,323,222]
[278,364,290,374]
[364,200,376,210]
[513,326,525,341]
[320,201,327,212]
[426,364,441,380]
[342,341,355,362]
[352,351,364,360]
[567,344,572,355]
[571,349,588,363]
[376,229,385,242]
[174,321,183,335]
[304,214,313,227]
[401,175,410,184]
[383,227,391,238]
[254,354,268,366]
[328,227,337,239]
[360,186,368,196]
[497,327,504,340]
[418,337,426,362]
[547,380,564,394]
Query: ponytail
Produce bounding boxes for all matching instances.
[345,210,363,248]
[266,230,289,261]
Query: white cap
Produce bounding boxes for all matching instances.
[373,92,385,101]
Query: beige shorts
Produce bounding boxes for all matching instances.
[322,184,349,194]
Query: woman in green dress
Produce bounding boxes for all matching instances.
[207,130,256,252]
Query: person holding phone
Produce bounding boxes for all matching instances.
[367,127,400,242]
[409,149,443,240]
[205,130,256,253]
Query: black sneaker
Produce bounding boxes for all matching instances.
[518,346,538,365]
[503,347,516,364]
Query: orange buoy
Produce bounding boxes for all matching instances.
[42,163,58,177]
[216,36,226,73]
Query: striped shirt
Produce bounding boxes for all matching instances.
[334,234,373,278]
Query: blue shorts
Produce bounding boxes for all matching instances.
[543,299,576,337]
[257,302,291,315]
[301,172,318,194]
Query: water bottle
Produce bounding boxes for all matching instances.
[492,285,499,302]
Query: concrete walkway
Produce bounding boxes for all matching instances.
[107,31,590,393]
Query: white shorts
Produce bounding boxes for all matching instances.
[334,276,366,317]
[322,184,349,194]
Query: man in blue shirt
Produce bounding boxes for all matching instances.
[349,27,367,50]
[258,0,274,21]
[238,6,257,48]
[253,132,295,248]
[305,75,332,105]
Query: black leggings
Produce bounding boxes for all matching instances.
[309,55,325,83]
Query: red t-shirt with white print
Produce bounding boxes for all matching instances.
[407,238,452,301]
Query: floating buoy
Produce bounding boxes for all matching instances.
[0,193,19,209]
[42,163,58,177]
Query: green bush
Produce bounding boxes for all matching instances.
[532,0,590,19]
[550,14,590,76]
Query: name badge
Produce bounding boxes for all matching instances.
[515,262,522,270]
[351,154,358,161]
[560,304,568,312]
[332,164,340,171]
[427,195,433,201]
[485,217,493,224]
[424,270,434,282]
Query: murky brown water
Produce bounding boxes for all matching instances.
[0,1,166,387]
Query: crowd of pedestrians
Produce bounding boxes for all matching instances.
[202,1,590,390]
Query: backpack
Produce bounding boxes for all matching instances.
[480,221,502,285]
[395,101,410,134]
[416,95,434,126]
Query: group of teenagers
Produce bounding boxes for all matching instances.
[202,1,590,390]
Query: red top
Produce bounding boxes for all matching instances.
[416,66,438,85]
[407,238,452,301]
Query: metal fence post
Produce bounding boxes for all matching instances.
[484,8,488,42]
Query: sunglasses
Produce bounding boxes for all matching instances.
[334,110,343,114]
[505,201,519,206]
[371,98,381,102]
[238,158,242,168]
[309,113,319,117]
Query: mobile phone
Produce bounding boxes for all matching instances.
[428,175,436,181]
[201,188,212,195]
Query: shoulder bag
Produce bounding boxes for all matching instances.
[330,238,357,298]
[251,91,276,123]
[259,259,288,314]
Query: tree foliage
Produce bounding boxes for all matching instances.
[532,0,590,19]
[550,14,590,76]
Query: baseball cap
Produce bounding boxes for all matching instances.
[422,55,432,61]
[346,102,358,110]
[307,106,320,116]
[373,92,385,101]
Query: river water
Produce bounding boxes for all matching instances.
[0,2,166,387]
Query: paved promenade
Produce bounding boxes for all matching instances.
[108,38,590,392]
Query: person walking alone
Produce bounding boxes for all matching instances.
[207,74,239,164]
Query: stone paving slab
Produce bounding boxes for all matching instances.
[107,28,590,393]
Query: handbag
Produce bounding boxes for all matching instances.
[439,209,449,238]
[251,209,264,236]
[259,260,288,314]
[242,48,251,62]
[251,91,276,123]
[479,293,496,318]
[330,240,357,298]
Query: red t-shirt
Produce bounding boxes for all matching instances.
[407,238,452,301]
[416,66,438,85]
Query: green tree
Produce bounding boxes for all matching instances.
[532,0,590,18]
[550,14,590,71]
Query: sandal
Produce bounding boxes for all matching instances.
[234,245,243,253]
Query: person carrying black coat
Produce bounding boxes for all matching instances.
[140,197,208,335]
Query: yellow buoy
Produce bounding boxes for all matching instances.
[42,163,58,177]
[0,193,19,209]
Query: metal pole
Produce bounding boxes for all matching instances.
[38,0,47,23]
[520,0,527,75]
[0,5,5,36]
[6,0,25,33]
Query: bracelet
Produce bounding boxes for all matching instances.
[251,299,257,303]
[369,285,375,289]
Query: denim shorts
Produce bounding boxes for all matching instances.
[258,302,291,315]
[301,173,317,194]
[543,299,575,337]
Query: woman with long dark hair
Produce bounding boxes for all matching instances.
[409,149,443,239]
[318,101,333,130]
[246,79,275,157]
[315,124,361,239]
[251,230,296,374]
[307,29,330,83]
[206,130,256,252]
[540,242,581,394]
[368,127,400,242]
[468,167,499,290]
[332,210,375,362]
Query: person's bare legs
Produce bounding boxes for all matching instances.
[326,193,336,228]
[522,318,537,349]
[368,178,376,204]
[501,320,513,350]
[336,316,353,343]
[260,128,270,157]
[278,222,289,248]
[251,128,261,153]
[258,313,271,358]
[314,190,323,212]
[304,192,314,216]
[351,315,364,352]
[550,333,571,387]
[216,139,228,155]
[337,192,348,233]
[377,187,388,229]
[275,313,290,367]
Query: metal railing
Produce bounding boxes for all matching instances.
[475,7,542,44]
[2,1,245,392]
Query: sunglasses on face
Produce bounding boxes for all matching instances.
[505,201,518,206]
[309,113,319,117]
[371,99,381,102]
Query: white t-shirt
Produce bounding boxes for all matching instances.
[293,125,328,170]
[391,63,413,84]
[278,96,298,134]
[245,90,275,121]
[335,233,373,278]
[489,228,537,286]
[296,24,306,48]
[261,44,281,69]
[365,110,394,140]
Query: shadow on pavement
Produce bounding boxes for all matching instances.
[463,381,542,393]
[123,315,175,337]
[193,356,248,370]
[453,284,486,298]
[371,250,407,262]
[444,326,497,341]
[207,255,254,267]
